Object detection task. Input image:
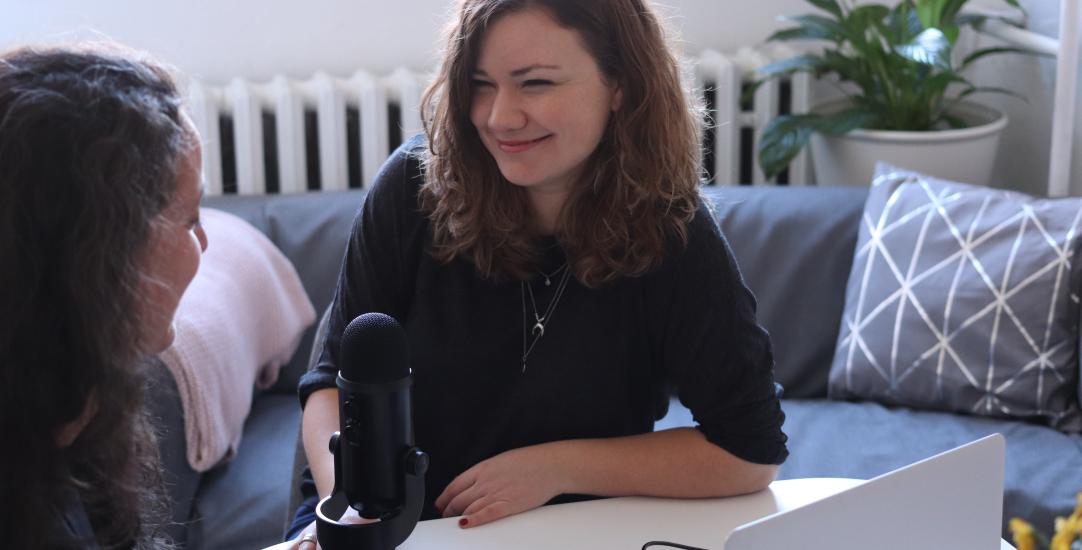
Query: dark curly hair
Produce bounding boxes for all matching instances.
[420,0,703,287]
[0,45,192,549]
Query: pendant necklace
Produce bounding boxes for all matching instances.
[539,262,568,287]
[520,265,572,373]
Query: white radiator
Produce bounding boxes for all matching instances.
[187,48,809,196]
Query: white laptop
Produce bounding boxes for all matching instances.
[725,434,1006,550]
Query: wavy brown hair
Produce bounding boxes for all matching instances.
[0,45,191,549]
[420,0,703,287]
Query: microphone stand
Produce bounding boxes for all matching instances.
[315,433,428,550]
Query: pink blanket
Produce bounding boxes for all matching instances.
[159,208,315,472]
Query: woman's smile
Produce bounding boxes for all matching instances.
[496,134,552,153]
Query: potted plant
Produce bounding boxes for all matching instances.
[754,0,1033,185]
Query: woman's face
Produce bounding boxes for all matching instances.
[139,135,208,354]
[470,8,621,205]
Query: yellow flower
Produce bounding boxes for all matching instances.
[1010,518,1037,550]
[1051,514,1080,550]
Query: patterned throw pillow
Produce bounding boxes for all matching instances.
[828,164,1082,431]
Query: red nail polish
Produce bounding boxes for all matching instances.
[459,518,469,527]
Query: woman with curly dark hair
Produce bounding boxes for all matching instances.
[287,0,788,545]
[0,45,207,549]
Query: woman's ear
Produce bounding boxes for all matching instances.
[56,390,99,448]
[611,82,623,112]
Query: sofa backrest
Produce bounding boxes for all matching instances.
[703,186,868,398]
[205,185,868,398]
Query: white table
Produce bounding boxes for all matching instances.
[400,478,1016,549]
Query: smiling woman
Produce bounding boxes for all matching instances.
[286,1,788,547]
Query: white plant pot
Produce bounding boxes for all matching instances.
[808,101,1008,186]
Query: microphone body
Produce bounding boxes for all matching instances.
[316,312,427,549]
[337,312,417,519]
[337,368,415,517]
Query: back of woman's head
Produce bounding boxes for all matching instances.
[0,45,189,549]
[422,0,702,286]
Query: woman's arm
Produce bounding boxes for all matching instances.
[301,388,340,498]
[435,427,777,528]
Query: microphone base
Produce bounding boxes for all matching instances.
[315,467,425,550]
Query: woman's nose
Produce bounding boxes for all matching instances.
[487,89,527,131]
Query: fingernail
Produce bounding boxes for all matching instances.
[459,518,469,528]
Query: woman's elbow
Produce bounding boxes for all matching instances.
[744,463,778,493]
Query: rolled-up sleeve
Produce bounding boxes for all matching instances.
[654,205,788,465]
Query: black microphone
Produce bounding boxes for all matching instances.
[336,312,424,519]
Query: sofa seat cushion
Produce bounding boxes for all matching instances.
[188,394,301,550]
[778,398,1082,536]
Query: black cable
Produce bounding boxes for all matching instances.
[641,541,711,550]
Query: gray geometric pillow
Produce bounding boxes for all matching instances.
[828,164,1082,431]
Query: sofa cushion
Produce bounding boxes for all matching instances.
[828,165,1082,430]
[703,186,867,398]
[188,393,301,550]
[777,398,1082,537]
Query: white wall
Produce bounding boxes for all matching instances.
[968,0,1070,196]
[2,0,1077,194]
[1,0,809,81]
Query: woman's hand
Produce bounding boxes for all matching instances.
[257,521,318,550]
[265,509,379,550]
[434,444,570,528]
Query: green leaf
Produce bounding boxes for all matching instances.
[847,5,891,27]
[919,71,965,99]
[773,14,849,42]
[807,0,844,18]
[941,24,960,45]
[941,114,968,129]
[757,109,878,179]
[740,79,764,106]
[887,3,923,43]
[940,0,967,24]
[758,114,820,180]
[846,5,891,43]
[814,108,880,135]
[960,47,1034,69]
[916,0,948,29]
[954,13,987,28]
[955,86,1026,102]
[897,28,952,69]
[768,25,834,42]
[756,54,825,78]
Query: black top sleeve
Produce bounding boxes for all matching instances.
[297,139,425,407]
[652,203,788,465]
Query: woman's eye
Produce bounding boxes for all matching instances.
[523,79,553,87]
[471,79,493,88]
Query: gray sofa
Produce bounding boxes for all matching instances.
[149,184,1082,549]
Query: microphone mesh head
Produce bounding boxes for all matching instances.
[339,312,410,384]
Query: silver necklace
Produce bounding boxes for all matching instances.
[520,267,573,373]
[539,262,568,287]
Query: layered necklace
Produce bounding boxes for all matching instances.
[520,261,572,373]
